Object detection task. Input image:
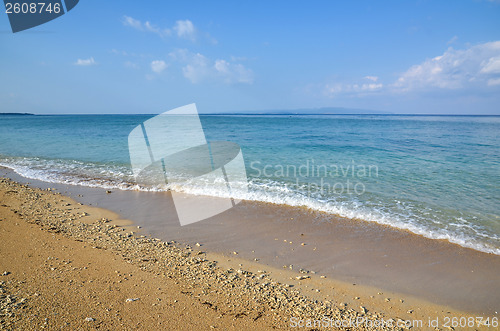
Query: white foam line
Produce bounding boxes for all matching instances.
[1,160,499,256]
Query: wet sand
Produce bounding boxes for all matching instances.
[1,167,499,329]
[2,168,498,315]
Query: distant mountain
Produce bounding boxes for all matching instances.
[207,107,391,115]
[0,112,35,116]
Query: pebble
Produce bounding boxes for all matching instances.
[85,317,95,322]
[295,276,310,280]
[125,298,139,302]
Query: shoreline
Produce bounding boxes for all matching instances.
[1,171,498,329]
[1,167,499,315]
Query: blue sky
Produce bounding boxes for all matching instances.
[1,0,500,114]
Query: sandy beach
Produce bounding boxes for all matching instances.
[1,171,498,330]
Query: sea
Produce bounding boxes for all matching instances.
[0,114,499,255]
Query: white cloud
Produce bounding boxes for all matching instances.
[214,59,254,84]
[122,16,171,38]
[487,77,500,86]
[123,16,205,41]
[124,61,138,69]
[480,56,500,74]
[123,16,142,30]
[151,60,167,73]
[394,41,500,91]
[324,81,383,97]
[169,49,253,84]
[447,35,458,45]
[364,76,379,82]
[174,20,196,41]
[182,53,210,83]
[74,57,96,66]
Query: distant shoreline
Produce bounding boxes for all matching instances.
[0,112,34,116]
[1,112,499,116]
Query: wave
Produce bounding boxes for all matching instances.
[1,155,499,256]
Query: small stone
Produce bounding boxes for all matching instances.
[2,271,10,276]
[85,317,95,322]
[195,243,201,247]
[233,251,238,255]
[385,298,390,302]
[407,310,413,314]
[295,275,310,280]
[354,297,360,300]
[106,190,112,194]
[360,306,367,314]
[320,275,326,279]
[126,298,139,302]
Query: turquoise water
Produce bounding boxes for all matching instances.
[0,114,499,254]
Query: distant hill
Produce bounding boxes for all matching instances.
[207,107,391,115]
[0,113,35,116]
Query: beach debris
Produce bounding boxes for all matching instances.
[320,275,326,279]
[385,298,391,302]
[106,190,112,194]
[84,317,95,322]
[125,298,139,303]
[360,306,368,314]
[354,297,360,300]
[295,275,310,280]
[301,243,306,246]
[195,243,201,247]
[232,251,238,255]
[407,310,413,314]
[2,271,10,276]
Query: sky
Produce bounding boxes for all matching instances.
[1,0,500,114]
